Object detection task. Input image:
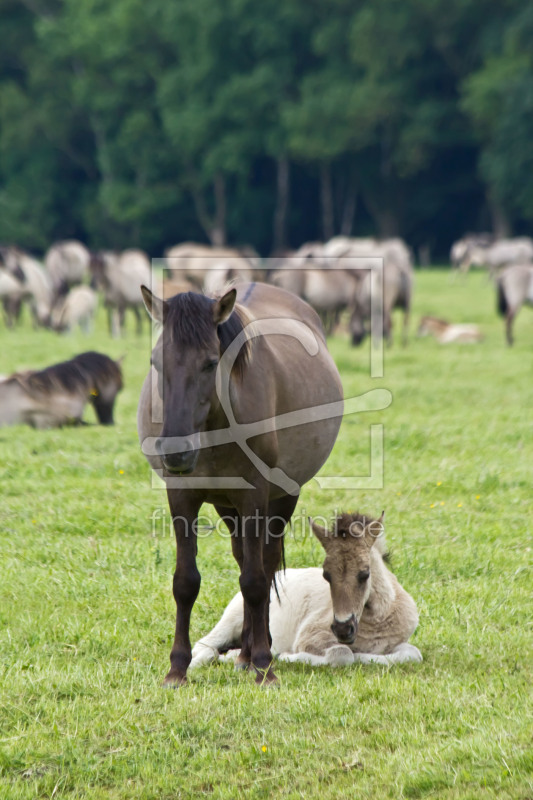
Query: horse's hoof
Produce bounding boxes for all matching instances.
[254,667,279,687]
[162,671,187,688]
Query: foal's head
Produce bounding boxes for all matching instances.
[142,286,246,474]
[311,512,385,645]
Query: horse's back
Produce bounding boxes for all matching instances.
[237,281,325,336]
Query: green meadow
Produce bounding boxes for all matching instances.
[0,270,531,799]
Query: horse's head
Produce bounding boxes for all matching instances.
[311,512,385,645]
[142,285,238,475]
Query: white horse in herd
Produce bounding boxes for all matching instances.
[190,512,422,670]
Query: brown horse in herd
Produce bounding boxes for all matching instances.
[137,282,343,686]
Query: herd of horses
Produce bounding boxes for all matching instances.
[2,233,531,345]
[0,242,151,337]
[1,232,531,686]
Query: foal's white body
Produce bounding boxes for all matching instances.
[191,553,422,669]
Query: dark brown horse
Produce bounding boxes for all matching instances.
[137,282,343,686]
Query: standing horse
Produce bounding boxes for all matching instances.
[90,249,150,336]
[2,247,53,327]
[496,263,533,345]
[137,282,343,685]
[190,512,422,669]
[349,259,413,346]
[45,240,91,301]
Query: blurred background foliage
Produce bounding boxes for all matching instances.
[0,0,532,258]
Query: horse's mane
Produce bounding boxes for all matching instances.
[165,291,252,380]
[7,352,121,398]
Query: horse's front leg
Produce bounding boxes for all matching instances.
[164,490,203,687]
[239,504,276,684]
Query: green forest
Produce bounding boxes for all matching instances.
[1,0,532,258]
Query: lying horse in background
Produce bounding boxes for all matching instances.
[0,351,123,429]
[417,316,483,344]
[190,512,422,669]
[138,282,343,685]
[496,263,533,345]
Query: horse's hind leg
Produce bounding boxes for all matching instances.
[238,498,279,684]
[215,506,252,669]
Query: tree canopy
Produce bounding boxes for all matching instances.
[0,0,531,258]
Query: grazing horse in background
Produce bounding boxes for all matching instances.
[455,237,533,277]
[417,316,484,344]
[269,268,359,335]
[164,243,258,291]
[50,286,98,333]
[1,247,53,327]
[350,259,413,346]
[496,263,533,345]
[0,263,25,327]
[190,512,422,669]
[45,240,91,301]
[137,282,343,686]
[90,249,151,336]
[0,352,123,429]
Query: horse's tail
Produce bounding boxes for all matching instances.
[497,279,508,317]
[271,536,286,602]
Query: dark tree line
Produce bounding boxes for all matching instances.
[1,0,532,258]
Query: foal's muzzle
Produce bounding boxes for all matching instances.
[331,615,357,645]
[155,436,198,475]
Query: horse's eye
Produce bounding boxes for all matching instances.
[202,360,218,373]
[322,571,331,584]
[358,569,370,584]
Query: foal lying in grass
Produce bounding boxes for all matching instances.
[191,512,422,669]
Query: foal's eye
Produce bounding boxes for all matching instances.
[358,569,370,584]
[322,571,332,584]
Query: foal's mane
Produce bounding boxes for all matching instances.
[332,512,389,560]
[165,291,253,380]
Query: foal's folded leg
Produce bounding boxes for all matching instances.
[353,643,423,666]
[277,651,330,666]
[279,616,354,667]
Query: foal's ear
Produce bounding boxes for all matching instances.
[213,288,237,324]
[365,510,385,547]
[310,518,330,549]
[141,285,168,324]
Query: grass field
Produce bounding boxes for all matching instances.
[0,270,531,799]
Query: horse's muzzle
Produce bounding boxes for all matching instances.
[155,436,199,475]
[331,615,357,645]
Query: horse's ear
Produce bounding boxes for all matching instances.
[141,285,168,324]
[310,517,330,549]
[365,511,385,547]
[213,288,237,324]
